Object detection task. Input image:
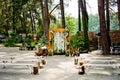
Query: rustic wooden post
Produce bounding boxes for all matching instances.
[74,56,78,65]
[33,66,39,75]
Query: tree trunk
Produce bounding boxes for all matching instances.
[98,0,110,54]
[80,0,89,51]
[49,3,60,15]
[78,0,81,31]
[29,10,34,32]
[39,0,45,35]
[105,0,110,31]
[40,0,50,39]
[117,0,120,29]
[44,0,50,39]
[12,0,16,32]
[32,0,37,33]
[60,0,65,28]
[105,0,111,48]
[22,12,27,33]
[4,0,9,36]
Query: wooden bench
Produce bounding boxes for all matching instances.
[0,63,35,73]
[16,59,39,63]
[0,55,44,73]
[84,63,120,69]
[0,54,39,63]
[89,57,112,60]
[84,59,117,64]
[79,56,112,60]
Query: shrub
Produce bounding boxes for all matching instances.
[70,32,85,51]
[3,37,15,47]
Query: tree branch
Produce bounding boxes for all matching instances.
[49,3,60,15]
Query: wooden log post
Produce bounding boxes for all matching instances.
[78,62,85,75]
[33,66,39,75]
[38,61,44,69]
[41,56,46,65]
[74,56,78,65]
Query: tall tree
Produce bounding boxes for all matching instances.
[98,0,110,54]
[12,0,23,33]
[22,12,27,33]
[29,0,37,33]
[78,0,81,31]
[117,0,120,29]
[80,0,89,50]
[60,0,65,28]
[40,0,50,39]
[29,9,34,33]
[12,0,16,32]
[40,0,45,32]
[44,0,50,39]
[105,0,111,48]
[4,0,10,35]
[105,0,110,31]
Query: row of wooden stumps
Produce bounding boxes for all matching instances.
[74,56,85,75]
[33,56,46,75]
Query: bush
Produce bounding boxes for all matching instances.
[3,32,23,47]
[70,32,85,51]
[65,52,69,56]
[3,37,16,47]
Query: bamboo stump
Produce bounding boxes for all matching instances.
[38,61,44,69]
[33,66,39,75]
[74,58,78,65]
[74,56,78,65]
[41,58,46,65]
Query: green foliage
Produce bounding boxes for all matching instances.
[70,32,85,50]
[26,41,37,47]
[65,51,69,56]
[48,52,53,56]
[89,13,119,34]
[0,0,44,35]
[65,14,76,35]
[0,0,119,45]
[110,13,119,30]
[24,34,38,47]
[89,14,100,33]
[50,14,76,35]
[50,21,61,28]
[3,37,15,47]
[3,32,22,46]
[37,36,48,46]
[25,36,32,47]
[3,32,39,47]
